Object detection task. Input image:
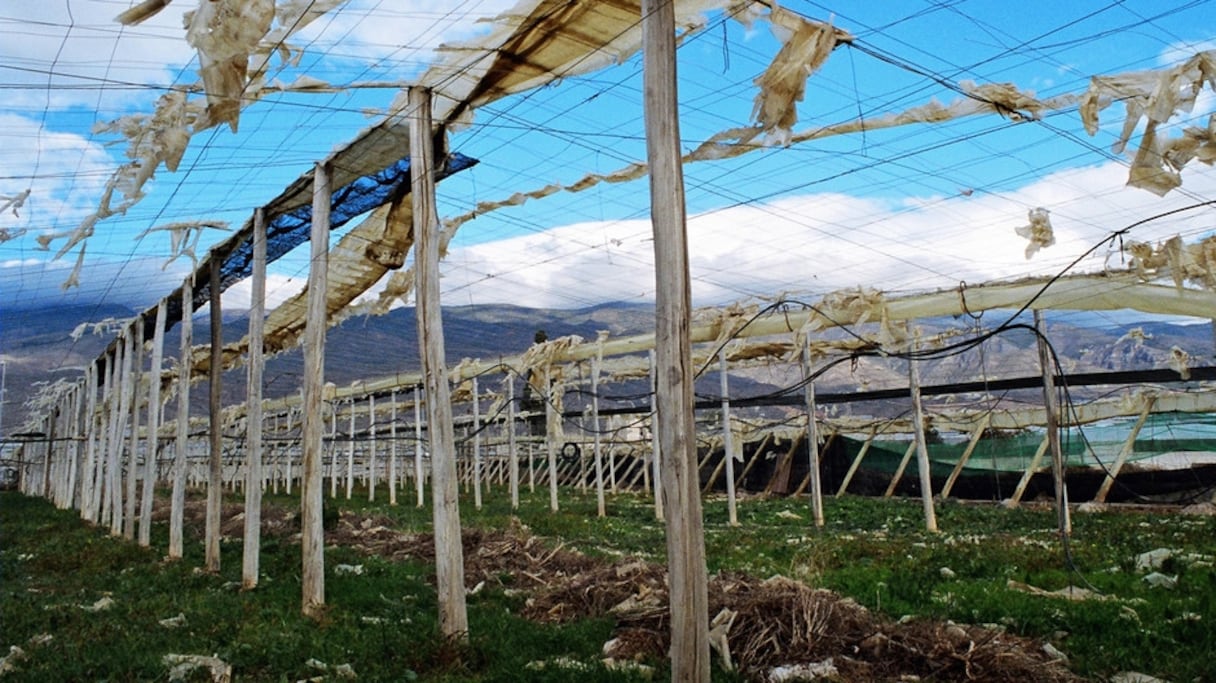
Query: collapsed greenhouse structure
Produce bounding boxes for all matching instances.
[6,1,1216,680]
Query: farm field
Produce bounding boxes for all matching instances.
[2,488,1214,681]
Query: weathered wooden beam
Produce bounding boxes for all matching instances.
[1093,395,1156,503]
[909,356,938,533]
[205,259,223,571]
[591,357,605,517]
[719,352,738,526]
[508,376,519,510]
[544,367,560,512]
[139,299,166,547]
[764,438,798,495]
[123,316,144,540]
[472,376,482,509]
[939,416,989,500]
[389,390,398,506]
[368,394,377,502]
[802,338,823,527]
[169,275,193,559]
[411,86,468,639]
[643,0,709,677]
[301,160,331,617]
[243,207,267,589]
[884,440,918,498]
[1035,310,1070,533]
[729,433,764,490]
[1008,435,1051,507]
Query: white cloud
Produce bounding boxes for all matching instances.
[0,2,194,111]
[0,113,115,237]
[432,160,1216,310]
[295,0,520,73]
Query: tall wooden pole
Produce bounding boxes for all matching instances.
[346,399,356,500]
[414,384,424,507]
[908,353,939,533]
[368,394,377,502]
[592,356,606,518]
[102,342,118,529]
[243,207,267,589]
[544,366,560,512]
[110,329,134,536]
[301,161,332,616]
[169,275,193,559]
[801,339,824,527]
[329,401,338,499]
[139,300,167,547]
[507,375,519,510]
[1034,310,1070,534]
[123,315,144,540]
[718,352,738,526]
[411,85,468,639]
[390,391,399,505]
[80,365,98,521]
[204,258,224,571]
[472,375,482,509]
[642,1,710,678]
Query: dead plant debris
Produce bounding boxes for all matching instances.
[177,500,1079,682]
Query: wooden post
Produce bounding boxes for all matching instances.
[123,315,144,540]
[300,160,332,617]
[801,339,824,528]
[170,275,193,559]
[102,339,119,531]
[1094,396,1155,503]
[414,384,425,507]
[284,412,294,495]
[507,374,519,510]
[591,356,606,518]
[411,86,468,639]
[329,401,338,499]
[940,415,989,500]
[528,441,535,493]
[643,1,710,676]
[368,394,377,502]
[647,350,663,520]
[97,352,114,524]
[908,356,939,533]
[608,415,619,494]
[110,329,135,536]
[345,399,356,500]
[1034,310,1070,534]
[242,207,267,589]
[205,258,224,572]
[718,352,738,526]
[836,429,874,497]
[884,440,918,498]
[138,300,167,547]
[80,365,98,521]
[472,376,482,509]
[1009,435,1051,507]
[389,390,398,505]
[544,366,560,512]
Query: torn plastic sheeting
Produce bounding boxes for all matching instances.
[157,151,477,339]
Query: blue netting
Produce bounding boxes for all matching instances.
[182,151,476,317]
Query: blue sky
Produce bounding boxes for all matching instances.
[1,0,1215,332]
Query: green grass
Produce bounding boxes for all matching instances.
[3,486,1215,681]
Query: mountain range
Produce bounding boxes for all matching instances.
[2,302,1212,434]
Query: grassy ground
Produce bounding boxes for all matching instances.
[3,485,1214,681]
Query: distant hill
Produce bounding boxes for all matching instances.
[2,302,1212,434]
